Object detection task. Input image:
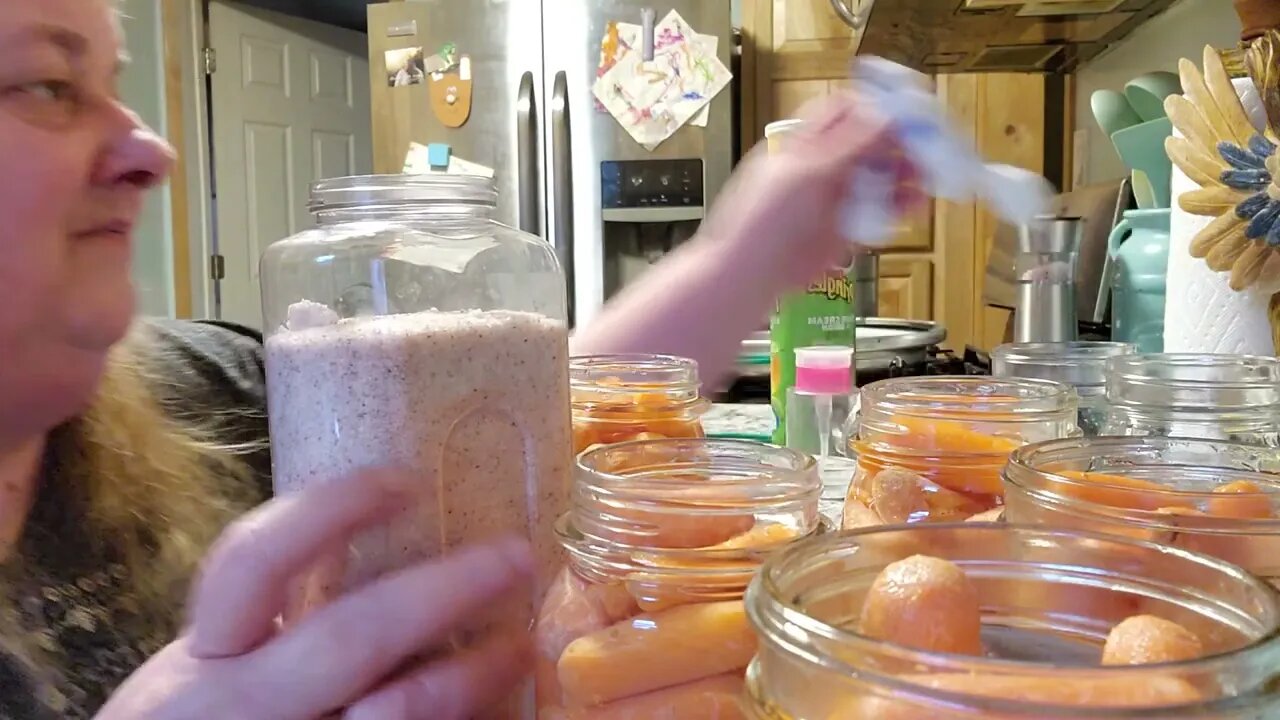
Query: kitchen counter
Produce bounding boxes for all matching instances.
[702,403,774,440]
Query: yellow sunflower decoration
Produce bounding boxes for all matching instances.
[1165,34,1280,352]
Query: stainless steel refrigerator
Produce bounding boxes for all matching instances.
[366,0,734,328]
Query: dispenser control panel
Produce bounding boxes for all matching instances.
[601,159,704,209]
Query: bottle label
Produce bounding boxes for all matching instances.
[770,268,856,444]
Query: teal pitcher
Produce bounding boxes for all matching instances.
[1108,208,1170,353]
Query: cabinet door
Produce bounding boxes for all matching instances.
[877,256,933,320]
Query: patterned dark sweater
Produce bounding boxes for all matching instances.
[0,320,271,719]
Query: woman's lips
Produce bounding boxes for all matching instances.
[74,220,134,241]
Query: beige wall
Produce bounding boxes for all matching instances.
[1074,0,1240,186]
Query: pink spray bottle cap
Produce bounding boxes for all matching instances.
[794,346,854,394]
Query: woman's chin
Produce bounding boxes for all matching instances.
[63,288,136,353]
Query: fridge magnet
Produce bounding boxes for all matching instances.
[1165,36,1280,349]
[593,9,731,150]
[429,52,473,128]
[384,47,426,87]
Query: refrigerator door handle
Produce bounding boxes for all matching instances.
[516,71,540,236]
[551,70,576,327]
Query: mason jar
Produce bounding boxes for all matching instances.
[1004,435,1280,585]
[259,174,571,716]
[570,354,710,454]
[534,438,822,715]
[1103,354,1280,446]
[846,377,1078,525]
[992,341,1136,436]
[745,524,1280,719]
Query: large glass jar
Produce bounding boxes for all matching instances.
[745,524,1280,719]
[992,341,1135,436]
[259,175,572,713]
[1103,353,1280,446]
[1004,435,1280,585]
[845,377,1078,526]
[534,438,821,716]
[570,354,710,454]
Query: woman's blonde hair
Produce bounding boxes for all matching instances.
[72,323,259,601]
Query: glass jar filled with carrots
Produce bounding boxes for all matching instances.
[570,354,710,454]
[844,377,1078,526]
[1004,435,1280,585]
[534,438,822,717]
[744,524,1280,719]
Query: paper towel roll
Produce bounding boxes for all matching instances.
[1163,77,1275,355]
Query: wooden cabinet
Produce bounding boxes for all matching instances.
[741,0,1050,351]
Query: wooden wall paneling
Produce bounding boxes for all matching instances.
[933,74,979,351]
[973,73,1046,350]
[162,0,192,318]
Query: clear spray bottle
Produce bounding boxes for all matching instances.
[785,346,857,500]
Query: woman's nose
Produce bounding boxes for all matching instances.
[93,103,176,189]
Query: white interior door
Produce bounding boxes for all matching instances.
[208,1,372,328]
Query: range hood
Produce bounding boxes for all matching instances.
[839,0,1180,73]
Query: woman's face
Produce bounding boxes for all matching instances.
[0,0,173,446]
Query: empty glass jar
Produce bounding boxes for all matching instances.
[745,524,1280,719]
[1103,353,1280,446]
[992,341,1136,436]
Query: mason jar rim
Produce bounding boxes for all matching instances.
[570,353,702,407]
[562,438,822,588]
[1005,436,1280,534]
[746,523,1280,718]
[1106,354,1280,407]
[993,341,1137,388]
[574,437,818,505]
[307,173,498,212]
[859,376,1077,419]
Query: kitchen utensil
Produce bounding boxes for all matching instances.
[1111,117,1174,208]
[1091,89,1143,138]
[1124,71,1182,122]
[1131,170,1158,209]
[1014,216,1083,343]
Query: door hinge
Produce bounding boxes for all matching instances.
[210,254,226,281]
[203,47,217,74]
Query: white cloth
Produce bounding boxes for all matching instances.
[843,58,1053,247]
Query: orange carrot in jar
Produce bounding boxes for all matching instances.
[1207,480,1274,519]
[1052,470,1192,512]
[535,569,618,706]
[1102,615,1204,666]
[544,673,745,719]
[858,555,983,655]
[557,600,757,707]
[831,673,1202,718]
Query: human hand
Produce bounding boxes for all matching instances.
[701,93,924,291]
[96,469,535,720]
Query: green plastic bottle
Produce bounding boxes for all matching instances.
[770,268,856,444]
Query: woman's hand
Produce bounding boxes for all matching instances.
[701,93,923,289]
[96,469,535,720]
